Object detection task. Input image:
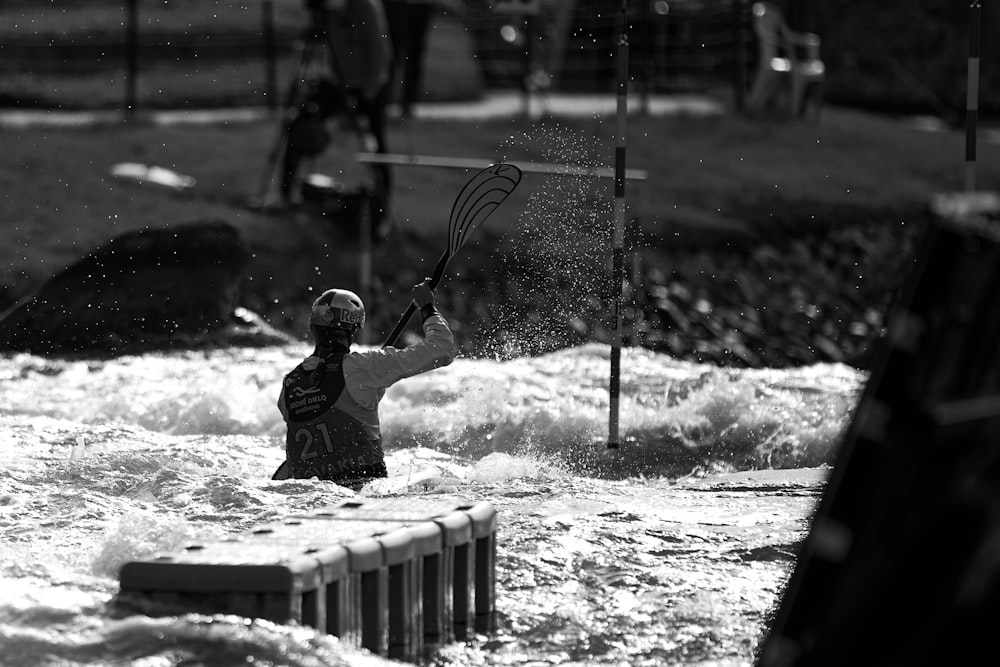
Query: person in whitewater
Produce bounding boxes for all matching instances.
[274,281,456,488]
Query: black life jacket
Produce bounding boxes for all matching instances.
[281,353,387,487]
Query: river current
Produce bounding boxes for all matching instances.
[0,343,863,666]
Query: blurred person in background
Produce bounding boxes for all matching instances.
[384,0,433,118]
[282,0,394,211]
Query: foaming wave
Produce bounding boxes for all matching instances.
[467,452,568,483]
[11,613,394,667]
[381,345,864,478]
[0,349,294,437]
[0,577,115,667]
[92,509,211,578]
[1,344,864,478]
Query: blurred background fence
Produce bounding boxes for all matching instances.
[0,0,997,118]
[0,0,749,112]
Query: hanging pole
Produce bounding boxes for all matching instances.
[965,1,982,193]
[355,152,647,180]
[608,0,629,450]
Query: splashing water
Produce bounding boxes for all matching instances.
[478,125,615,358]
[0,344,863,665]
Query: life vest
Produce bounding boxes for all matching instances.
[281,353,387,487]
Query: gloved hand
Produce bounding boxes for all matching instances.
[411,279,436,307]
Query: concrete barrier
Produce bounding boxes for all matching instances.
[118,498,498,663]
[303,498,499,640]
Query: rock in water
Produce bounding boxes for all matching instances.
[0,220,292,355]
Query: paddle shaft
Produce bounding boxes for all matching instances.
[382,249,451,348]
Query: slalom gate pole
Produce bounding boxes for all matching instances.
[125,0,138,120]
[608,0,629,450]
[965,1,982,193]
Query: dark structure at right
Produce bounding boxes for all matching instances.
[757,193,1000,666]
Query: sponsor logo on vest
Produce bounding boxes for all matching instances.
[289,393,328,411]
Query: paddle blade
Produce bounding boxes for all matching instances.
[448,163,522,255]
[383,163,521,350]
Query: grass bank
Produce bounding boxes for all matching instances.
[2,97,998,367]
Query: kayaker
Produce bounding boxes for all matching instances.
[274,280,456,488]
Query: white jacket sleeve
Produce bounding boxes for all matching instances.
[342,313,457,410]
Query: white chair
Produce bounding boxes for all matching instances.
[746,2,825,118]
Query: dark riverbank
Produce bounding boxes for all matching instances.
[2,103,994,369]
[242,196,931,370]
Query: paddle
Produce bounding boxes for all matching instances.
[272,162,523,481]
[382,162,522,346]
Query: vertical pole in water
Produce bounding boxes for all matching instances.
[608,0,629,450]
[125,0,138,120]
[263,0,277,112]
[965,1,982,193]
[522,14,533,117]
[734,0,748,112]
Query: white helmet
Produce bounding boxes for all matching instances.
[309,288,365,332]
